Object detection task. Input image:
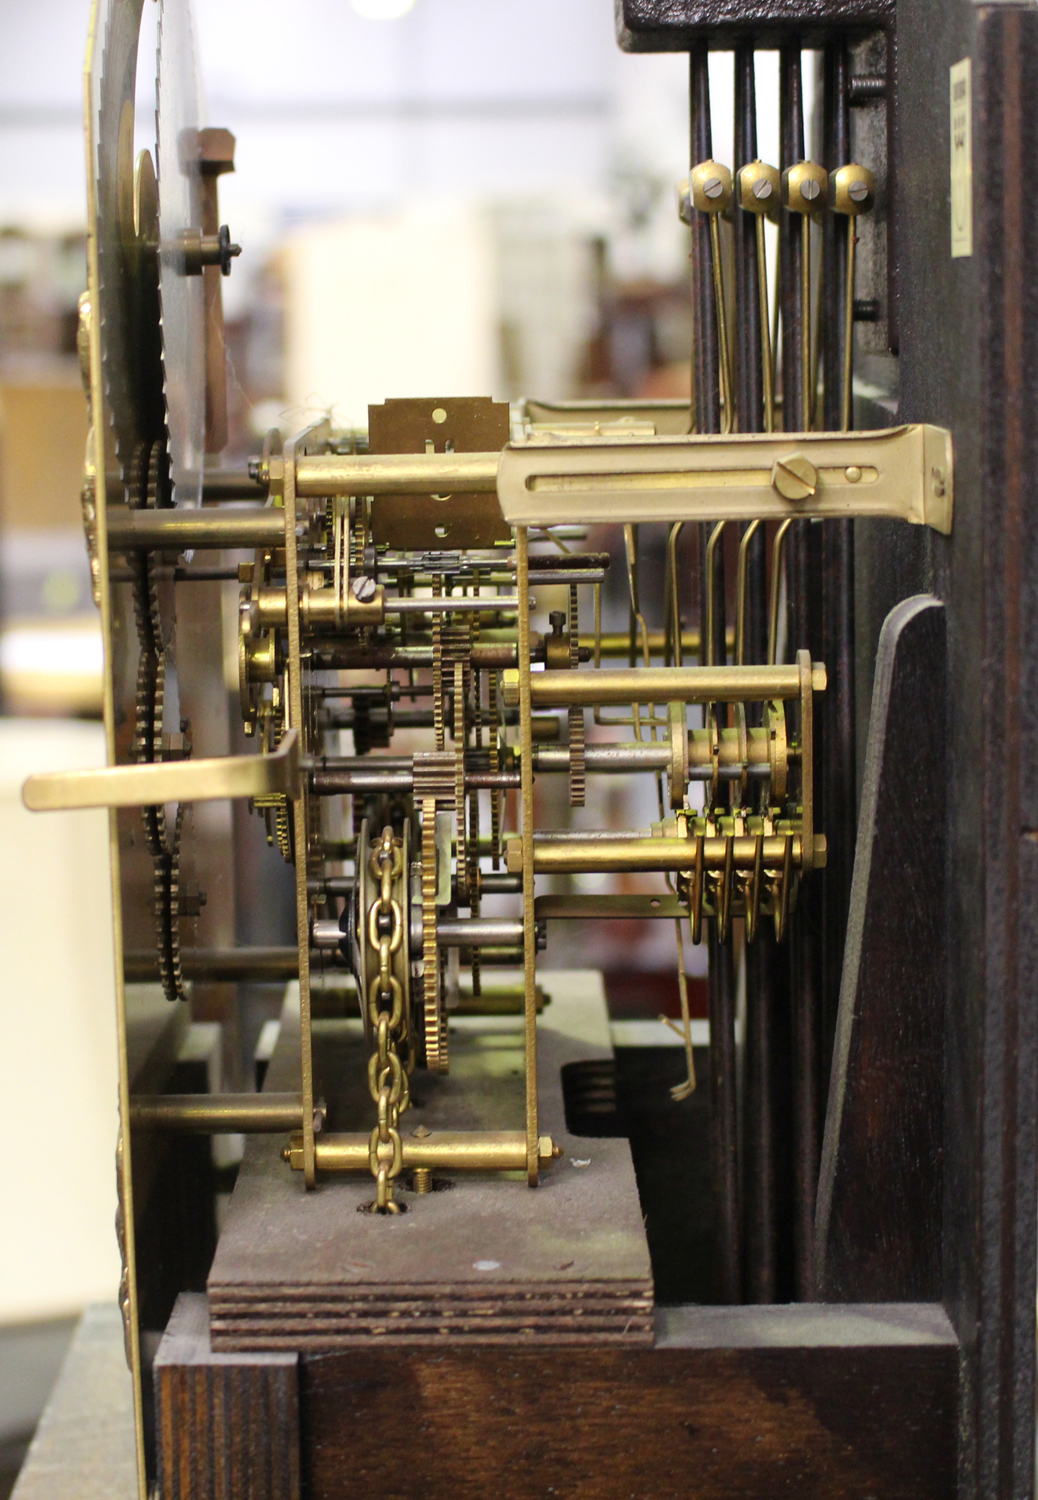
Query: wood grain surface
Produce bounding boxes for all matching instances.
[816,597,946,1300]
[300,1303,958,1500]
[154,1294,300,1500]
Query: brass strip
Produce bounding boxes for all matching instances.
[23,729,299,811]
[517,527,539,1184]
[843,227,857,433]
[735,519,762,666]
[705,521,726,667]
[757,214,775,434]
[535,894,688,920]
[710,212,734,436]
[801,214,812,430]
[284,431,317,1188]
[498,425,954,533]
[768,518,793,666]
[798,648,816,872]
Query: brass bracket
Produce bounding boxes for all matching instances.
[497,424,953,534]
[22,728,300,812]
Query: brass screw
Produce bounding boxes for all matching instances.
[829,163,876,217]
[737,161,781,215]
[783,161,829,216]
[690,160,734,215]
[413,1167,433,1193]
[771,453,819,501]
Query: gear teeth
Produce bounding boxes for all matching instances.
[567,583,585,807]
[421,797,447,1073]
[130,442,182,1000]
[568,706,586,808]
[275,803,293,862]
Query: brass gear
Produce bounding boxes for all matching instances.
[421,797,447,1073]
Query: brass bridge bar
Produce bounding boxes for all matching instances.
[497,425,953,533]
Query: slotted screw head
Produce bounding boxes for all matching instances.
[352,575,377,602]
[771,453,819,501]
[783,161,829,214]
[691,160,733,213]
[829,163,876,216]
[738,161,781,213]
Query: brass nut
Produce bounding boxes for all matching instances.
[829,163,876,216]
[738,160,781,214]
[771,453,819,501]
[783,161,828,215]
[501,669,520,708]
[538,1135,561,1165]
[690,160,733,215]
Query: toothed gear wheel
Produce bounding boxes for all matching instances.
[421,799,448,1074]
[275,803,293,863]
[129,436,188,1002]
[92,0,201,1006]
[154,803,186,1003]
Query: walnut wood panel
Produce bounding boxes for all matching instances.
[301,1304,958,1500]
[816,596,946,1300]
[154,1294,299,1500]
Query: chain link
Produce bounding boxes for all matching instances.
[363,825,409,1213]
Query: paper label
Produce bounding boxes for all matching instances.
[950,58,973,258]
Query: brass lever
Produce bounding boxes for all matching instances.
[22,728,300,812]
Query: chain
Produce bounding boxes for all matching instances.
[363,825,409,1214]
